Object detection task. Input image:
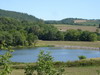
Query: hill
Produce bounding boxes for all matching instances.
[0,9,41,22]
[45,18,100,26]
[1,9,100,26]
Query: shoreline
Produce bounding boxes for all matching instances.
[55,45,100,50]
[15,45,100,50]
[37,40,100,50]
[14,44,100,50]
[1,40,100,50]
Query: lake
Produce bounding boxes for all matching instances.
[0,47,100,63]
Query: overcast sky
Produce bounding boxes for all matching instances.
[0,0,100,20]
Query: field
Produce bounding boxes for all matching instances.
[53,24,100,32]
[37,40,100,49]
[65,66,100,75]
[9,66,100,75]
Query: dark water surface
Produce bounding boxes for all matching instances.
[0,47,100,62]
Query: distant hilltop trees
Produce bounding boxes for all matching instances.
[0,9,42,22]
[0,9,100,26]
[45,18,100,26]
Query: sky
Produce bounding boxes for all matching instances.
[0,0,100,20]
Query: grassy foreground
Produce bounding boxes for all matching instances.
[37,40,100,48]
[10,66,100,75]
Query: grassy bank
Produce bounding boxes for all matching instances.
[11,58,100,75]
[37,40,100,49]
[10,66,100,75]
[1,40,100,50]
[1,58,100,75]
[64,66,100,75]
[8,40,100,50]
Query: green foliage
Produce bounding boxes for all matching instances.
[79,31,90,41]
[24,50,65,75]
[99,24,100,28]
[27,33,38,46]
[56,31,64,40]
[88,33,97,41]
[24,65,36,75]
[45,18,76,25]
[79,31,97,41]
[0,9,42,22]
[0,16,99,48]
[78,55,86,60]
[36,51,55,75]
[45,18,100,26]
[97,35,100,41]
[96,28,99,33]
[64,29,81,41]
[0,42,14,75]
[64,29,97,41]
[0,51,12,75]
[66,59,100,67]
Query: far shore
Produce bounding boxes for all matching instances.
[1,40,100,50]
[55,45,100,50]
[37,40,100,50]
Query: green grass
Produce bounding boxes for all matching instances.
[1,59,100,75]
[53,24,100,32]
[64,66,100,75]
[37,40,100,48]
[9,66,100,75]
[11,69,24,75]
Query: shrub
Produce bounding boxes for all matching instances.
[78,55,86,60]
[24,50,65,75]
[0,46,14,75]
[66,59,100,67]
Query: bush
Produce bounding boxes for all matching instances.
[78,55,86,60]
[24,50,65,75]
[97,35,100,41]
[66,59,100,67]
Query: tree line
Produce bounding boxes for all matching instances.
[1,9,100,26]
[0,9,42,22]
[45,18,100,26]
[0,17,99,47]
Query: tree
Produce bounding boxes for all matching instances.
[12,31,26,46]
[3,32,13,46]
[44,30,57,40]
[36,51,55,75]
[99,24,100,28]
[56,31,64,40]
[25,51,65,75]
[97,35,100,41]
[79,31,90,41]
[88,33,97,41]
[96,28,99,34]
[64,29,81,41]
[28,25,41,36]
[27,33,38,46]
[0,42,14,75]
[0,50,13,75]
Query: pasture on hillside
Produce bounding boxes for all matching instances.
[53,24,100,32]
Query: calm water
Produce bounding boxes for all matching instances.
[0,47,100,63]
